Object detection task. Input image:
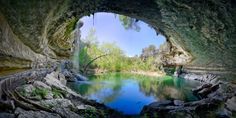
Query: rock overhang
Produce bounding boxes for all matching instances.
[0,0,235,72]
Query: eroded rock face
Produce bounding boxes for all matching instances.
[0,0,235,72]
[15,108,61,118]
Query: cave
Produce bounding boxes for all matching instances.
[0,0,236,117]
[0,0,236,73]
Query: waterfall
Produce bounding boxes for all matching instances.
[73,21,83,72]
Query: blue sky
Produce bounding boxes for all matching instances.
[80,12,166,57]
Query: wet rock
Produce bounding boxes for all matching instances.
[0,112,15,118]
[168,111,193,118]
[174,100,184,106]
[52,107,82,118]
[147,100,173,108]
[15,107,61,118]
[75,74,88,81]
[194,98,223,114]
[62,70,76,82]
[142,97,225,118]
[207,91,224,101]
[198,87,212,98]
[77,104,95,110]
[193,83,220,98]
[141,105,183,118]
[211,84,220,91]
[192,83,212,93]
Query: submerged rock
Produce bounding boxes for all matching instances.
[75,74,88,81]
[147,100,173,108]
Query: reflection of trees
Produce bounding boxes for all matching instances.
[138,76,199,102]
[68,73,200,104]
[69,73,124,103]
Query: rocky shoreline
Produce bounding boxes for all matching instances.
[0,68,124,118]
[0,66,235,118]
[141,73,236,118]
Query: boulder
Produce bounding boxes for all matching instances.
[198,87,212,98]
[62,70,76,82]
[40,99,74,109]
[43,72,79,97]
[192,83,212,93]
[196,84,220,98]
[58,73,67,85]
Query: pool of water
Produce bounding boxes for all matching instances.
[67,73,200,115]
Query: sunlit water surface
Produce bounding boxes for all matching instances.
[67,73,200,115]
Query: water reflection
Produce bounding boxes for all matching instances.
[67,73,200,115]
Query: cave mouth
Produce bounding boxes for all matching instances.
[68,12,201,115]
[72,12,167,74]
[0,0,235,117]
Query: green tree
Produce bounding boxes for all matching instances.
[118,15,140,32]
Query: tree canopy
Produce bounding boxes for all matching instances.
[73,28,163,74]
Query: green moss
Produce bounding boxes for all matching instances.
[19,88,27,97]
[32,88,49,98]
[52,88,66,98]
[64,17,78,38]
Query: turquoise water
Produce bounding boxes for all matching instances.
[67,73,200,115]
